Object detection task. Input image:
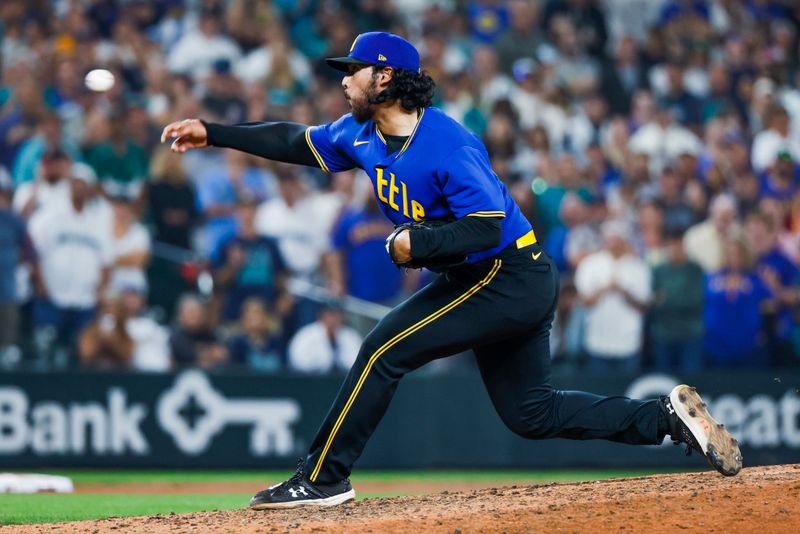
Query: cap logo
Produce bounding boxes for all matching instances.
[378,53,387,62]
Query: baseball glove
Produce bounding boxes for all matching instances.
[385,220,468,272]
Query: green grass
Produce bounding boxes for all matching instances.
[34,467,692,485]
[0,493,250,526]
[0,491,404,526]
[0,468,694,525]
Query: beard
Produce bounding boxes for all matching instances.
[349,78,380,123]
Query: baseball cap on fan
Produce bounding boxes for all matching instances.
[325,32,420,73]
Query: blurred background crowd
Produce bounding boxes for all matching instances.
[2,0,800,375]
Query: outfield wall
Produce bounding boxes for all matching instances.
[1,370,799,468]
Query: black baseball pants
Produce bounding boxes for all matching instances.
[304,242,661,484]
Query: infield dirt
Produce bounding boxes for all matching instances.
[6,464,800,533]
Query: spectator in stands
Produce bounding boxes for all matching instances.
[223,0,274,52]
[0,79,44,172]
[684,193,739,272]
[760,149,798,203]
[494,0,542,75]
[227,297,285,372]
[169,294,228,369]
[119,282,171,373]
[146,0,193,53]
[12,146,71,219]
[575,219,651,372]
[326,195,409,304]
[201,59,247,124]
[78,296,132,370]
[549,16,600,96]
[650,226,705,372]
[628,99,702,176]
[565,196,603,271]
[659,62,703,128]
[760,196,800,263]
[212,197,292,324]
[145,146,198,320]
[419,30,467,84]
[234,23,312,88]
[585,141,621,195]
[551,277,582,362]
[470,45,514,113]
[751,104,800,173]
[746,211,799,365]
[261,42,308,109]
[535,153,593,237]
[147,145,198,250]
[704,235,774,368]
[507,64,546,136]
[608,150,651,222]
[255,167,335,277]
[12,112,81,185]
[84,109,148,197]
[167,6,242,80]
[542,0,608,58]
[107,185,151,297]
[655,165,696,234]
[544,192,587,274]
[732,169,762,220]
[599,35,642,116]
[28,163,112,368]
[288,300,362,374]
[569,91,609,158]
[636,201,665,265]
[702,63,735,123]
[197,149,274,259]
[0,168,37,367]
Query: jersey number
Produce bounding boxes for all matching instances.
[375,168,425,221]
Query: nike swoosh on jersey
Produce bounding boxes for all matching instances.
[353,139,369,146]
[532,251,542,261]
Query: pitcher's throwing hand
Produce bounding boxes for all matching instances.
[160,119,208,152]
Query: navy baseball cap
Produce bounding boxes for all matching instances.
[326,32,420,73]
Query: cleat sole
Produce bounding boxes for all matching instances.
[670,384,743,476]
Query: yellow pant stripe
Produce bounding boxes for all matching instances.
[304,127,331,173]
[309,258,503,481]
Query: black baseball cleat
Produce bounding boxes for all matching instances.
[249,460,356,510]
[662,384,743,476]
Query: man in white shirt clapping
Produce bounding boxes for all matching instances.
[575,219,651,373]
[28,163,113,368]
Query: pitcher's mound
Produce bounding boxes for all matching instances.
[9,464,800,533]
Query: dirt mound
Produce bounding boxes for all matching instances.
[8,464,800,533]
[73,479,508,495]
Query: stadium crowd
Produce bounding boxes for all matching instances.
[1,0,800,374]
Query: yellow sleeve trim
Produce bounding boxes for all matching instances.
[467,211,506,218]
[304,127,331,173]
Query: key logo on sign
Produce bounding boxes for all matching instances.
[156,371,300,455]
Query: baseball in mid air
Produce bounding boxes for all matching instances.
[84,69,115,92]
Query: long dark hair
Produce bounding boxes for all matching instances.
[369,67,436,111]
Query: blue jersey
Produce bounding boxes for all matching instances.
[703,270,772,363]
[307,107,533,263]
